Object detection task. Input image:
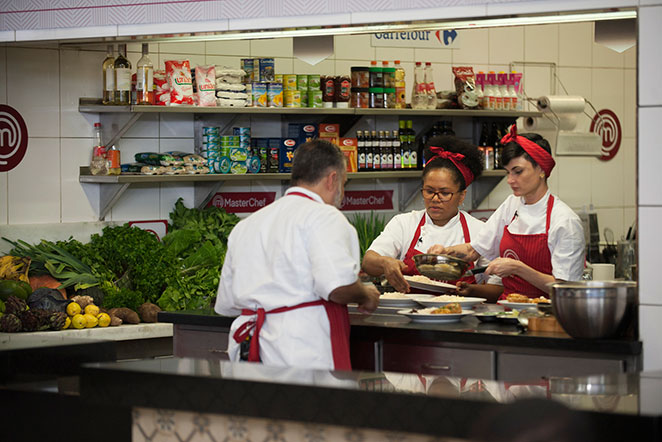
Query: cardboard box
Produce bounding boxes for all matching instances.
[339,137,358,172]
[287,123,318,144]
[319,123,340,145]
[279,138,298,173]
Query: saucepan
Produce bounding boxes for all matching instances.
[413,253,487,281]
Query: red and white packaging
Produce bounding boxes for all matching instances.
[165,60,194,106]
[195,65,217,107]
[153,70,170,106]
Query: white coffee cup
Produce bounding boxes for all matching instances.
[592,263,615,281]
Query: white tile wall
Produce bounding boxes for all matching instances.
[592,28,627,69]
[159,183,195,220]
[556,156,593,208]
[7,47,60,138]
[292,58,334,75]
[638,206,662,306]
[452,28,489,65]
[638,107,662,206]
[622,69,637,139]
[558,22,592,67]
[206,40,250,57]
[591,154,624,208]
[250,38,294,58]
[0,46,6,103]
[7,138,61,224]
[488,26,524,65]
[159,114,194,139]
[334,34,374,61]
[0,172,7,225]
[639,6,662,106]
[640,305,662,370]
[621,137,636,207]
[524,25,559,64]
[591,68,624,121]
[61,138,97,222]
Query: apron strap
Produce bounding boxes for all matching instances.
[545,195,555,233]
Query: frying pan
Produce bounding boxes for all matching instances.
[413,253,487,281]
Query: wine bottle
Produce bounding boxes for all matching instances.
[102,45,115,105]
[372,130,380,170]
[393,130,402,170]
[114,44,132,105]
[357,130,365,171]
[136,43,154,105]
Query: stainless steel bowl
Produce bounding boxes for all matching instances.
[413,253,470,280]
[549,281,637,339]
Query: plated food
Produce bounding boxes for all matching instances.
[378,292,423,308]
[416,294,487,309]
[380,292,409,299]
[397,305,474,323]
[505,293,551,304]
[403,275,457,293]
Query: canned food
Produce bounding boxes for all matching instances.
[307,74,321,90]
[259,58,275,82]
[308,90,323,108]
[231,161,248,174]
[283,74,298,91]
[202,126,220,135]
[297,74,308,91]
[284,90,301,107]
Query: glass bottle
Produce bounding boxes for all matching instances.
[107,144,121,175]
[394,60,406,109]
[424,62,437,110]
[136,43,154,105]
[392,130,402,170]
[102,45,115,105]
[372,130,380,170]
[114,44,132,105]
[379,130,389,171]
[357,130,366,171]
[399,120,409,169]
[89,122,108,176]
[365,129,374,170]
[411,62,426,110]
[406,120,417,169]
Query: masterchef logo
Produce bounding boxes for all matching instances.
[0,105,28,172]
[590,109,622,162]
[340,190,393,211]
[502,249,521,261]
[209,192,276,213]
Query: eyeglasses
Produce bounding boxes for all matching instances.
[421,188,456,202]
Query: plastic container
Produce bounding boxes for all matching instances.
[384,87,396,109]
[351,87,369,108]
[424,62,437,110]
[411,62,426,109]
[369,61,384,88]
[369,87,385,108]
[351,67,370,88]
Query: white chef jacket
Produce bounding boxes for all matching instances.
[471,191,585,281]
[215,187,360,370]
[367,209,492,283]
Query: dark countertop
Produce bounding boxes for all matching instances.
[80,357,662,441]
[158,309,642,356]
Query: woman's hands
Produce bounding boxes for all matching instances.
[485,257,523,278]
[427,243,480,262]
[380,256,410,293]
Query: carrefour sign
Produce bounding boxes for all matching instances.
[371,30,459,48]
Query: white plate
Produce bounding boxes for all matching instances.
[379,297,421,308]
[416,296,487,309]
[397,308,474,323]
[497,300,548,311]
[403,275,457,293]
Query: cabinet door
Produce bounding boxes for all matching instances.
[382,343,495,378]
[497,353,625,381]
[173,324,229,360]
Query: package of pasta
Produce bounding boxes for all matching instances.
[135,152,181,166]
[165,151,205,165]
[163,165,186,175]
[195,65,217,107]
[121,163,148,173]
[184,164,211,174]
[165,60,194,106]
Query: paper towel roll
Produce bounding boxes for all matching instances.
[537,95,586,114]
[523,114,578,131]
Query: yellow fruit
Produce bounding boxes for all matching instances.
[66,302,81,317]
[63,316,71,329]
[83,313,98,328]
[71,313,86,329]
[97,312,111,327]
[84,304,99,316]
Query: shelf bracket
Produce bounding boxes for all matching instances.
[468,175,505,210]
[398,178,421,212]
[194,181,224,209]
[104,112,144,148]
[81,182,131,221]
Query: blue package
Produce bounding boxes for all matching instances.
[278,138,298,173]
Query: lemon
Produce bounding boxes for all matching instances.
[84,304,100,317]
[71,313,86,329]
[66,302,81,317]
[83,313,98,328]
[63,316,71,330]
[97,312,111,327]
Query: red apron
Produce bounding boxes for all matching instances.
[402,212,476,285]
[231,190,352,371]
[498,195,555,300]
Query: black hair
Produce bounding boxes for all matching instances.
[422,135,484,191]
[291,139,345,185]
[501,132,552,171]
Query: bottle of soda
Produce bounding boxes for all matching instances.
[89,123,108,176]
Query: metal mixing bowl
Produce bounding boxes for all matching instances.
[413,253,470,280]
[549,281,637,339]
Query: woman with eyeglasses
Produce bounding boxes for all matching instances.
[430,127,585,301]
[362,135,490,293]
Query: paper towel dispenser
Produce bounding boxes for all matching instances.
[522,96,603,157]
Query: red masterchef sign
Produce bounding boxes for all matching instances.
[340,190,394,211]
[0,105,28,172]
[208,192,276,213]
[590,109,622,162]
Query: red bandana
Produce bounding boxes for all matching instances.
[500,125,556,177]
[426,146,474,187]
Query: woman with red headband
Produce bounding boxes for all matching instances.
[430,128,585,301]
[362,135,490,293]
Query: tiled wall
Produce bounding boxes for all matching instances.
[0,21,637,240]
[637,3,662,371]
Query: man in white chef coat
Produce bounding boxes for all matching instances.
[215,139,380,371]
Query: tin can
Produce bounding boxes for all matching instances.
[217,156,232,174]
[245,83,253,107]
[308,90,323,108]
[202,126,220,135]
[231,161,248,174]
[284,90,301,108]
[274,74,283,84]
[307,74,321,91]
[259,58,275,82]
[283,74,298,91]
[297,74,308,92]
[300,91,309,108]
[267,82,283,107]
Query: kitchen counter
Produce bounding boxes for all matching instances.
[79,357,662,441]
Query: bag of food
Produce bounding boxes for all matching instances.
[195,65,217,107]
[165,151,205,165]
[165,60,194,106]
[452,66,479,109]
[135,152,180,166]
[153,70,170,106]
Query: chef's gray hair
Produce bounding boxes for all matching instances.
[291,139,346,185]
